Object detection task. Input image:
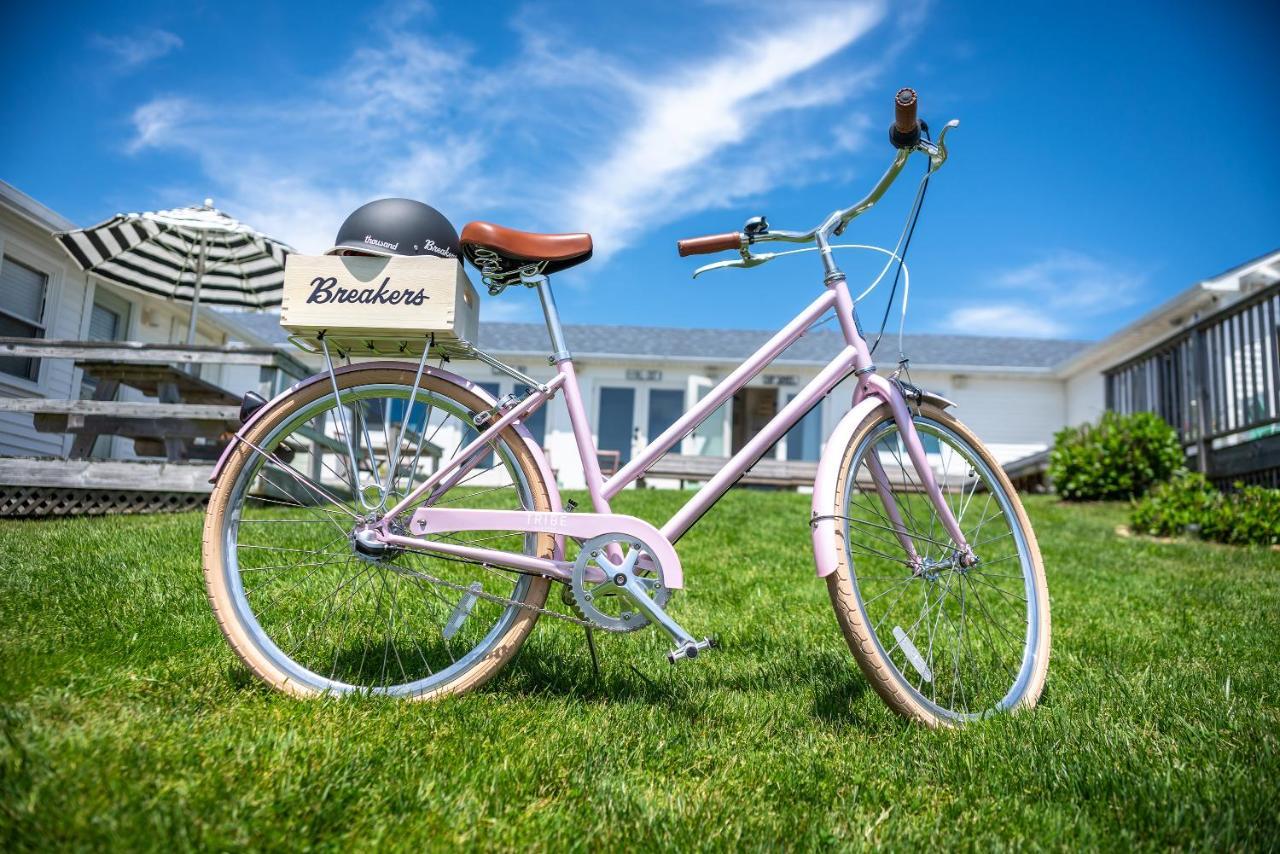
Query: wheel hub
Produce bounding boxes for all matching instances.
[351,522,403,563]
[915,550,977,581]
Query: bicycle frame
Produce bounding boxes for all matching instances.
[376,271,973,586]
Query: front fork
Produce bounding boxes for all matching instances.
[857,375,976,568]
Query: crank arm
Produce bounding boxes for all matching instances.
[618,577,715,663]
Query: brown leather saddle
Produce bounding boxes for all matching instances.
[460,221,593,283]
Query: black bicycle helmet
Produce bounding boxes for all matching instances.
[325,198,461,260]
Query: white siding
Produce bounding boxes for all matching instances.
[1065,369,1106,428]
[921,372,1066,464]
[827,368,1064,466]
[0,201,278,461]
[0,210,91,457]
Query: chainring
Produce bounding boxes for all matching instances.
[569,533,673,633]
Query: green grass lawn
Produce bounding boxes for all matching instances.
[1,492,1277,850]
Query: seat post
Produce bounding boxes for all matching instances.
[528,274,571,363]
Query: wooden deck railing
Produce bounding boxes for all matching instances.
[1104,282,1280,486]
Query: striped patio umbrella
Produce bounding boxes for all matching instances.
[56,200,294,344]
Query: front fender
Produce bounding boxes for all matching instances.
[918,389,958,411]
[207,361,563,521]
[811,396,887,578]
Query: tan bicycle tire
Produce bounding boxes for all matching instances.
[825,403,1051,727]
[202,366,554,700]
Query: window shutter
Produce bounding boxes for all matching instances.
[89,303,121,341]
[0,256,49,325]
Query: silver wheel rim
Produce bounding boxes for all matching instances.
[842,415,1042,722]
[218,382,539,696]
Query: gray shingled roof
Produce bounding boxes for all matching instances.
[474,323,1088,369]
[219,310,1089,370]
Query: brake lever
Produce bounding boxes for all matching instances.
[691,251,775,279]
[925,119,960,170]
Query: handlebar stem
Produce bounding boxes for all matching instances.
[814,229,841,281]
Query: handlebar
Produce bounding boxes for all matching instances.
[677,232,743,257]
[891,87,920,148]
[676,87,958,266]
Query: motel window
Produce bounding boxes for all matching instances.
[647,388,684,444]
[88,303,122,341]
[0,255,49,381]
[784,394,823,462]
[598,386,636,465]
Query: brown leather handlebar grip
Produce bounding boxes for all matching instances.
[677,232,743,257]
[894,87,918,134]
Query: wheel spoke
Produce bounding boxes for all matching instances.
[839,414,1042,721]
[213,379,548,697]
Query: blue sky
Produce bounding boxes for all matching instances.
[3,1,1278,342]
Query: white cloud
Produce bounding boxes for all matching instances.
[92,29,183,70]
[942,251,1145,338]
[993,251,1144,314]
[121,2,912,259]
[945,305,1069,339]
[560,3,886,260]
[126,97,194,154]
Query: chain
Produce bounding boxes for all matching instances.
[391,553,601,629]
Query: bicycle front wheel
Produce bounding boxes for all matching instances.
[824,403,1050,726]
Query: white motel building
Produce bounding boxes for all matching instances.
[3,178,1278,500]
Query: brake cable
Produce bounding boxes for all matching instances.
[870,121,933,358]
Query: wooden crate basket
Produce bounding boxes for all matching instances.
[279,255,479,356]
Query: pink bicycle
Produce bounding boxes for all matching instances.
[203,90,1050,726]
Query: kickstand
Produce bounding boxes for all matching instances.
[583,627,601,680]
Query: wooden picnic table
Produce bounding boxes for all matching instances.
[0,338,308,463]
[0,337,443,472]
[15,359,244,461]
[69,360,242,460]
[0,337,442,515]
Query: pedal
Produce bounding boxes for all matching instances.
[667,637,717,664]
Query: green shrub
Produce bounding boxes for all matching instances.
[1050,411,1184,500]
[1200,483,1280,546]
[1130,472,1280,546]
[1129,471,1220,537]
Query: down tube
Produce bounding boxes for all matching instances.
[661,345,858,543]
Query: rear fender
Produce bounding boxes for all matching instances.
[207,361,563,524]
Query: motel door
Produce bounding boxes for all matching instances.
[731,387,779,457]
[596,386,635,472]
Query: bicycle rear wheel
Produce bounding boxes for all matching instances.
[824,403,1050,726]
[203,365,554,699]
